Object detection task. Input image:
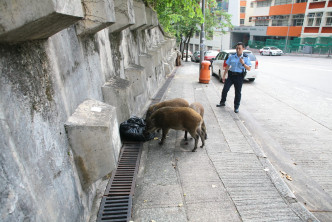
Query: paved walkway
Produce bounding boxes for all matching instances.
[131,62,319,222]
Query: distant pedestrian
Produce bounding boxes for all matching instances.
[216,42,252,113]
[175,48,181,66]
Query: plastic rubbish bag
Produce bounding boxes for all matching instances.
[119,116,155,141]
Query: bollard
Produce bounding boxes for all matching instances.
[199,60,211,84]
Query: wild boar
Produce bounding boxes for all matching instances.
[185,102,207,140]
[145,98,189,121]
[144,107,205,152]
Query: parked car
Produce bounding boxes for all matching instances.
[212,49,259,82]
[183,50,192,57]
[260,46,283,56]
[204,50,219,61]
[191,51,200,62]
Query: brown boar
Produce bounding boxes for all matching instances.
[145,98,189,121]
[144,107,205,152]
[185,102,207,140]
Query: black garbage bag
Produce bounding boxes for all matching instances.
[119,116,155,142]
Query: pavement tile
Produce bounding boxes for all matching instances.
[133,206,187,222]
[186,201,241,222]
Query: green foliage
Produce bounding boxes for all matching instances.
[144,0,233,41]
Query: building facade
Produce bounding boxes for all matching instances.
[237,0,332,50]
[190,0,332,53]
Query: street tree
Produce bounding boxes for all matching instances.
[143,0,233,61]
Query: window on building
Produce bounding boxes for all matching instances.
[207,46,213,51]
[249,17,252,22]
[307,12,323,26]
[240,19,245,25]
[296,0,307,3]
[271,15,289,26]
[274,0,292,5]
[307,18,314,26]
[255,20,269,26]
[195,31,200,38]
[257,0,271,7]
[315,18,322,26]
[326,18,332,26]
[326,12,332,26]
[240,7,246,13]
[292,14,304,26]
[250,2,254,7]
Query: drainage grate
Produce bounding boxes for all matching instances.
[97,142,143,222]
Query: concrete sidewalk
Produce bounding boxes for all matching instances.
[131,62,318,222]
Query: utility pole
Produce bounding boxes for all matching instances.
[285,0,294,53]
[199,0,206,72]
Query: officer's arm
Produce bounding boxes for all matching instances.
[242,58,251,71]
[243,63,251,71]
[223,65,229,77]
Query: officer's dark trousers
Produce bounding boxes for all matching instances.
[220,73,244,109]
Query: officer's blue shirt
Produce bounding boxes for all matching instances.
[226,53,252,73]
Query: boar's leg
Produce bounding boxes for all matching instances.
[197,128,205,148]
[202,121,207,139]
[159,128,170,145]
[189,130,199,152]
[184,131,188,141]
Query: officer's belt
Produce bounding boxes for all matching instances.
[228,70,242,75]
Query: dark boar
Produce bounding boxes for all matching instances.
[145,98,189,121]
[144,107,205,152]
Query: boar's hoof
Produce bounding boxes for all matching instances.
[192,148,197,152]
[158,141,164,145]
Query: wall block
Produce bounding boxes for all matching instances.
[0,0,84,43]
[124,64,149,115]
[109,0,135,33]
[102,77,131,124]
[76,0,116,36]
[65,100,121,190]
[130,0,147,31]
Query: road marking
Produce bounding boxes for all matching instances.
[294,87,308,93]
[263,61,332,72]
[326,97,332,101]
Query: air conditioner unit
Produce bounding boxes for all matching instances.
[316,12,323,17]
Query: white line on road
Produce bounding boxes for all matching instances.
[326,97,332,101]
[294,87,309,93]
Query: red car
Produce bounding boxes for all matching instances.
[204,50,219,61]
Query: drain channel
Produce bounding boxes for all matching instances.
[97,142,143,222]
[151,68,176,105]
[97,68,177,221]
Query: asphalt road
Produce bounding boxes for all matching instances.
[209,54,332,221]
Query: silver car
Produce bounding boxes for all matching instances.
[212,49,259,82]
[261,46,283,56]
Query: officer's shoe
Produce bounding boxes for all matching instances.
[234,108,239,113]
[216,102,225,107]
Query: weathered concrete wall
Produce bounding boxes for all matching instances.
[0,0,176,221]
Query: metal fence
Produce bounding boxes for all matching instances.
[248,36,332,56]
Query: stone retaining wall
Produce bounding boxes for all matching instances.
[0,0,176,221]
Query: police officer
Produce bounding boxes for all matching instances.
[216,42,251,113]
